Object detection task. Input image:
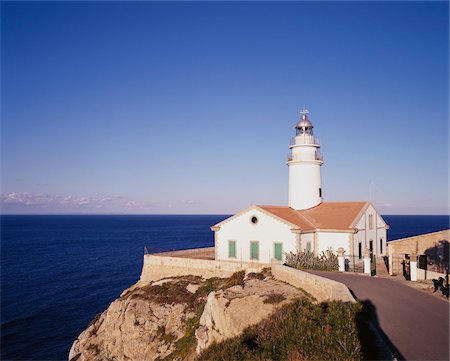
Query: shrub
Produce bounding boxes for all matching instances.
[132,278,205,311]
[263,293,286,304]
[157,325,176,344]
[222,270,245,289]
[162,302,206,360]
[197,297,363,361]
[260,267,272,278]
[246,272,265,280]
[285,249,338,271]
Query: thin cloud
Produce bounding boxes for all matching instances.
[181,199,204,205]
[1,192,154,214]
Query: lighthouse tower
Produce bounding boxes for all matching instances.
[287,108,323,210]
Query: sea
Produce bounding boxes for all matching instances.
[1,214,449,360]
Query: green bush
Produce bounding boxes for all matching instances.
[197,297,363,361]
[285,249,338,271]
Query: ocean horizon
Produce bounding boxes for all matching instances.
[1,214,449,360]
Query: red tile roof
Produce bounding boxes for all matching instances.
[258,202,368,231]
[257,205,316,231]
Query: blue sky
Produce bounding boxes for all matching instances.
[1,1,448,215]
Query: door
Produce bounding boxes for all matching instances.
[228,240,236,258]
[250,241,259,261]
[369,240,373,256]
[274,243,283,261]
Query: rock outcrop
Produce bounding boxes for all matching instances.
[195,278,300,353]
[69,271,303,361]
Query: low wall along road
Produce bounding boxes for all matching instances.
[271,263,355,303]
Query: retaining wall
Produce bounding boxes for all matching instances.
[271,263,355,303]
[140,254,268,283]
[416,268,447,281]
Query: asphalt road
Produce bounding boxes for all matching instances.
[308,271,449,361]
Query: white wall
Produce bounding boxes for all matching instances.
[353,204,387,258]
[317,232,351,254]
[215,207,297,264]
[288,162,322,210]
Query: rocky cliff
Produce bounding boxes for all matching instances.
[69,270,304,361]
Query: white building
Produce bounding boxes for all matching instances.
[211,109,388,264]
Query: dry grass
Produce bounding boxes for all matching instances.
[222,270,245,289]
[131,277,205,311]
[263,292,286,304]
[197,297,363,361]
[246,272,265,280]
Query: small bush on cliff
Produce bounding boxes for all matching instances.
[161,302,206,361]
[263,292,286,304]
[222,270,245,289]
[197,297,363,361]
[132,278,204,311]
[246,272,265,280]
[199,271,246,295]
[285,249,338,271]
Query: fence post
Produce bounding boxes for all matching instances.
[337,247,345,272]
[410,253,417,282]
[363,248,371,275]
[388,253,394,275]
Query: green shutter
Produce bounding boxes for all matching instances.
[250,241,259,260]
[228,241,236,258]
[274,243,283,261]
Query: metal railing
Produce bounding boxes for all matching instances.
[287,150,323,162]
[290,136,320,147]
[346,255,365,273]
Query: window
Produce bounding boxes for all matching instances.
[274,243,283,261]
[380,238,383,254]
[358,242,362,260]
[250,241,259,260]
[251,216,258,224]
[228,240,236,258]
[306,242,312,253]
[368,214,374,230]
[319,188,322,197]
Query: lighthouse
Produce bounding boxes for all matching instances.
[287,108,323,210]
[212,106,388,264]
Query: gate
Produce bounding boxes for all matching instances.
[403,256,411,280]
[347,255,364,273]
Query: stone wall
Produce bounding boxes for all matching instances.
[139,254,268,283]
[416,268,447,281]
[387,230,449,278]
[388,230,449,256]
[271,263,355,303]
[140,249,354,304]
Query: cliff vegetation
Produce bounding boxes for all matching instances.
[69,269,365,361]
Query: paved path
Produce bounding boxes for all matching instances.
[308,271,449,361]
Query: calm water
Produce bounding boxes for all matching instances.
[1,214,448,360]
